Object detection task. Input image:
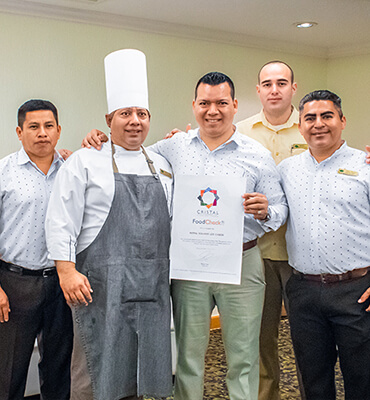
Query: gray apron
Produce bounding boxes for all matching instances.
[74,145,172,400]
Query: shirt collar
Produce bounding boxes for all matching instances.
[189,127,240,149]
[307,140,347,165]
[18,146,63,168]
[252,106,299,131]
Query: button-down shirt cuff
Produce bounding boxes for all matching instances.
[47,236,77,263]
[257,205,287,232]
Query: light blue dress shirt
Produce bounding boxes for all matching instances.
[278,142,370,274]
[150,128,288,242]
[0,147,63,270]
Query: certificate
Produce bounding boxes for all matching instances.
[170,174,246,285]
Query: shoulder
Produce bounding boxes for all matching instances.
[0,151,22,175]
[152,130,194,156]
[343,145,366,161]
[236,113,261,134]
[278,151,307,173]
[339,145,368,172]
[146,149,172,173]
[237,112,260,127]
[0,151,17,167]
[234,131,270,155]
[65,143,110,166]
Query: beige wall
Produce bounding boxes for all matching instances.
[327,54,370,150]
[0,12,367,158]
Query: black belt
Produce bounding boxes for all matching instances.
[292,266,370,284]
[0,260,56,277]
[243,239,258,252]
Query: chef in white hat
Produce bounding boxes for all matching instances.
[46,49,173,400]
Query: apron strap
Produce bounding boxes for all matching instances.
[111,141,159,179]
[140,146,159,179]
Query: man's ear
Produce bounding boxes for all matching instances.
[105,113,113,128]
[16,126,22,141]
[292,82,298,96]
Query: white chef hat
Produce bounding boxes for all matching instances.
[104,49,149,114]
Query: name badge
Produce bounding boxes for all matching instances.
[291,144,308,150]
[160,169,172,179]
[338,168,358,176]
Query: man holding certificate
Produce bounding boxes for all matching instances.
[154,72,287,400]
[83,71,287,400]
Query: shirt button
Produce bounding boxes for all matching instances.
[276,152,280,156]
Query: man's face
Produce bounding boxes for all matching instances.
[16,110,61,160]
[193,83,238,140]
[106,107,150,151]
[299,100,345,156]
[257,63,297,116]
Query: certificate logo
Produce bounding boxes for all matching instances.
[197,187,220,209]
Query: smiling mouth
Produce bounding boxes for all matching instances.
[312,131,329,136]
[126,130,142,135]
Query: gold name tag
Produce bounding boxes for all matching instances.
[291,143,308,150]
[160,169,172,179]
[338,168,358,176]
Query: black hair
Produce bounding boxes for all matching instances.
[18,99,59,128]
[195,72,235,100]
[299,90,343,119]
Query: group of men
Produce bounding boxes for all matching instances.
[0,48,369,400]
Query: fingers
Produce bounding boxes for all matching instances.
[358,287,370,311]
[59,271,93,307]
[366,145,370,164]
[164,128,180,139]
[0,305,10,323]
[81,130,103,150]
[0,292,10,323]
[164,125,191,139]
[58,149,73,160]
[65,285,92,307]
[66,289,92,307]
[81,137,92,149]
[243,193,268,219]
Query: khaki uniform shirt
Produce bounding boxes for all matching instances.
[237,107,306,260]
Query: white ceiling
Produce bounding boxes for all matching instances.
[1,0,370,58]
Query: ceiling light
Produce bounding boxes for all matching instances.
[295,22,318,29]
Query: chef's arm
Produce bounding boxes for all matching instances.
[56,260,93,306]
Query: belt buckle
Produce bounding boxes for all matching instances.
[42,268,54,277]
[320,274,329,284]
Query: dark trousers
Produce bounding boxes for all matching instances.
[286,271,370,400]
[0,263,73,400]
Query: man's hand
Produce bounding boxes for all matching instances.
[358,287,370,312]
[0,286,10,323]
[81,130,108,150]
[243,193,269,220]
[164,123,191,139]
[56,261,93,306]
[58,149,73,160]
[366,145,370,164]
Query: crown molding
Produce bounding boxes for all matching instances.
[1,0,368,59]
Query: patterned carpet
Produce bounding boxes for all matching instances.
[145,317,345,400]
[26,318,344,400]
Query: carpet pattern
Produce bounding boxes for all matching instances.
[145,317,345,400]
